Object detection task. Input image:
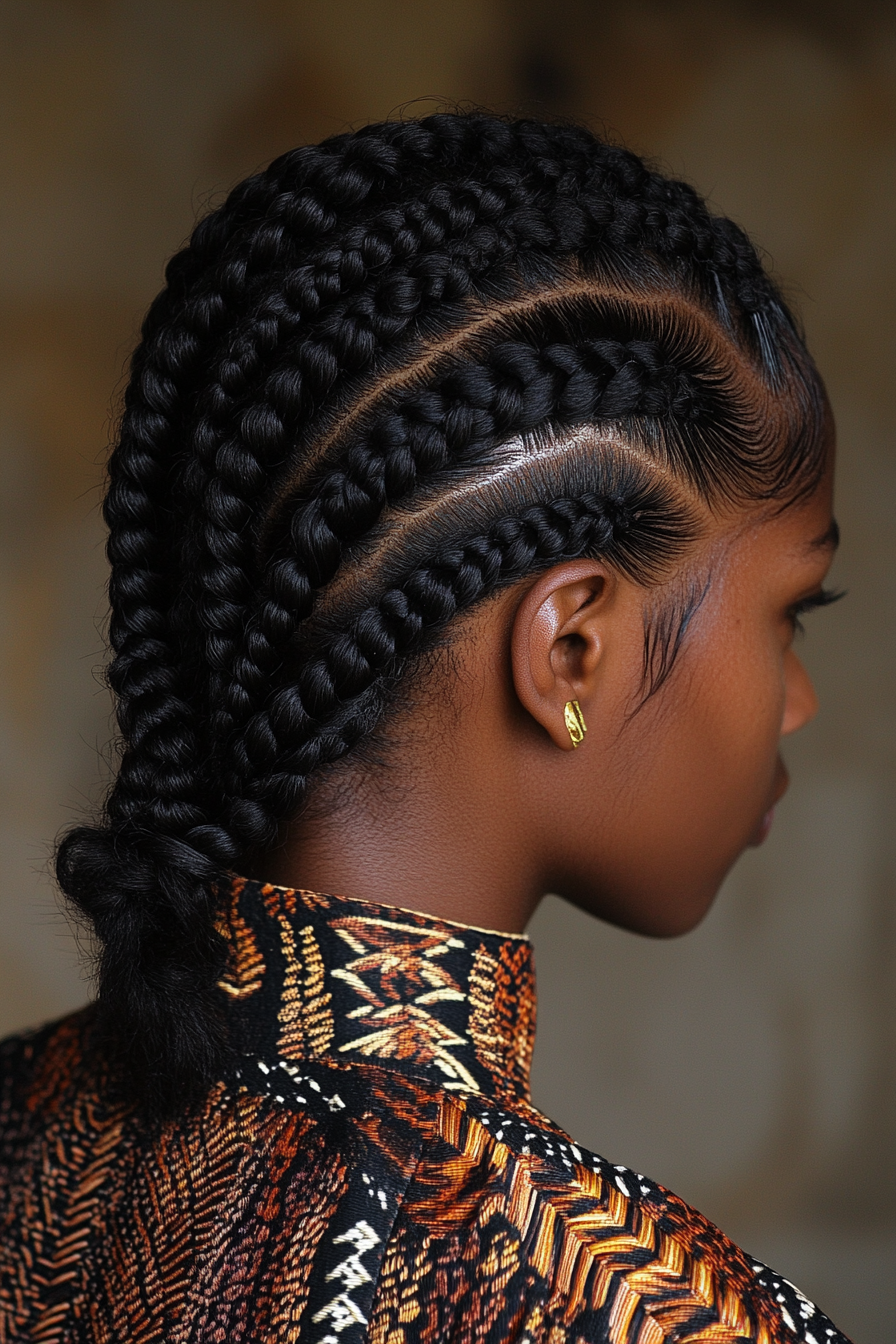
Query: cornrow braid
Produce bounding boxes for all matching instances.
[56,112,826,1117]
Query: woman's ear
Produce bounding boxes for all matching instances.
[510,559,618,751]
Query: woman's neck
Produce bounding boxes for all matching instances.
[253,757,542,935]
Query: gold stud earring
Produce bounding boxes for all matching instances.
[564,699,587,748]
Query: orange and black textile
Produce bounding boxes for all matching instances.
[0,880,849,1343]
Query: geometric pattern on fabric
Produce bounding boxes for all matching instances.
[218,878,537,1100]
[0,878,852,1343]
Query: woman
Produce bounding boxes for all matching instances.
[0,114,848,1342]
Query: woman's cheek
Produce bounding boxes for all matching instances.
[683,660,778,850]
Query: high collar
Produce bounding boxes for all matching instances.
[217,878,537,1104]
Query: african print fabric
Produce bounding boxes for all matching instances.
[0,877,851,1343]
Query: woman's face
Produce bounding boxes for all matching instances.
[545,463,838,936]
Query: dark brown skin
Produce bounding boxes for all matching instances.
[261,451,837,939]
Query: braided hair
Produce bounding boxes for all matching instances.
[57,114,826,1117]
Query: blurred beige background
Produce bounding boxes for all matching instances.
[0,1,893,1338]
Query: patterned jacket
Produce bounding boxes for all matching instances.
[0,878,850,1343]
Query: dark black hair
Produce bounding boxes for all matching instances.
[56,113,826,1117]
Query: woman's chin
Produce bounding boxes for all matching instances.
[566,875,725,939]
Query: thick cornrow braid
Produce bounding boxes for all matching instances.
[57,113,826,1118]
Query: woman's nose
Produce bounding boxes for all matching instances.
[781,648,819,737]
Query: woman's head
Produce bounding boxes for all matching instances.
[57,113,831,1112]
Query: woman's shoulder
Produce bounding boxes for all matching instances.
[240,1047,853,1343]
[412,1089,852,1344]
[0,1007,97,1125]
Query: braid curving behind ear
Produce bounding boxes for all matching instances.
[56,113,825,1118]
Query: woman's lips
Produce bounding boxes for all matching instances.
[749,762,790,846]
[750,806,776,846]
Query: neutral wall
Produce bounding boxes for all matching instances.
[0,3,893,1339]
